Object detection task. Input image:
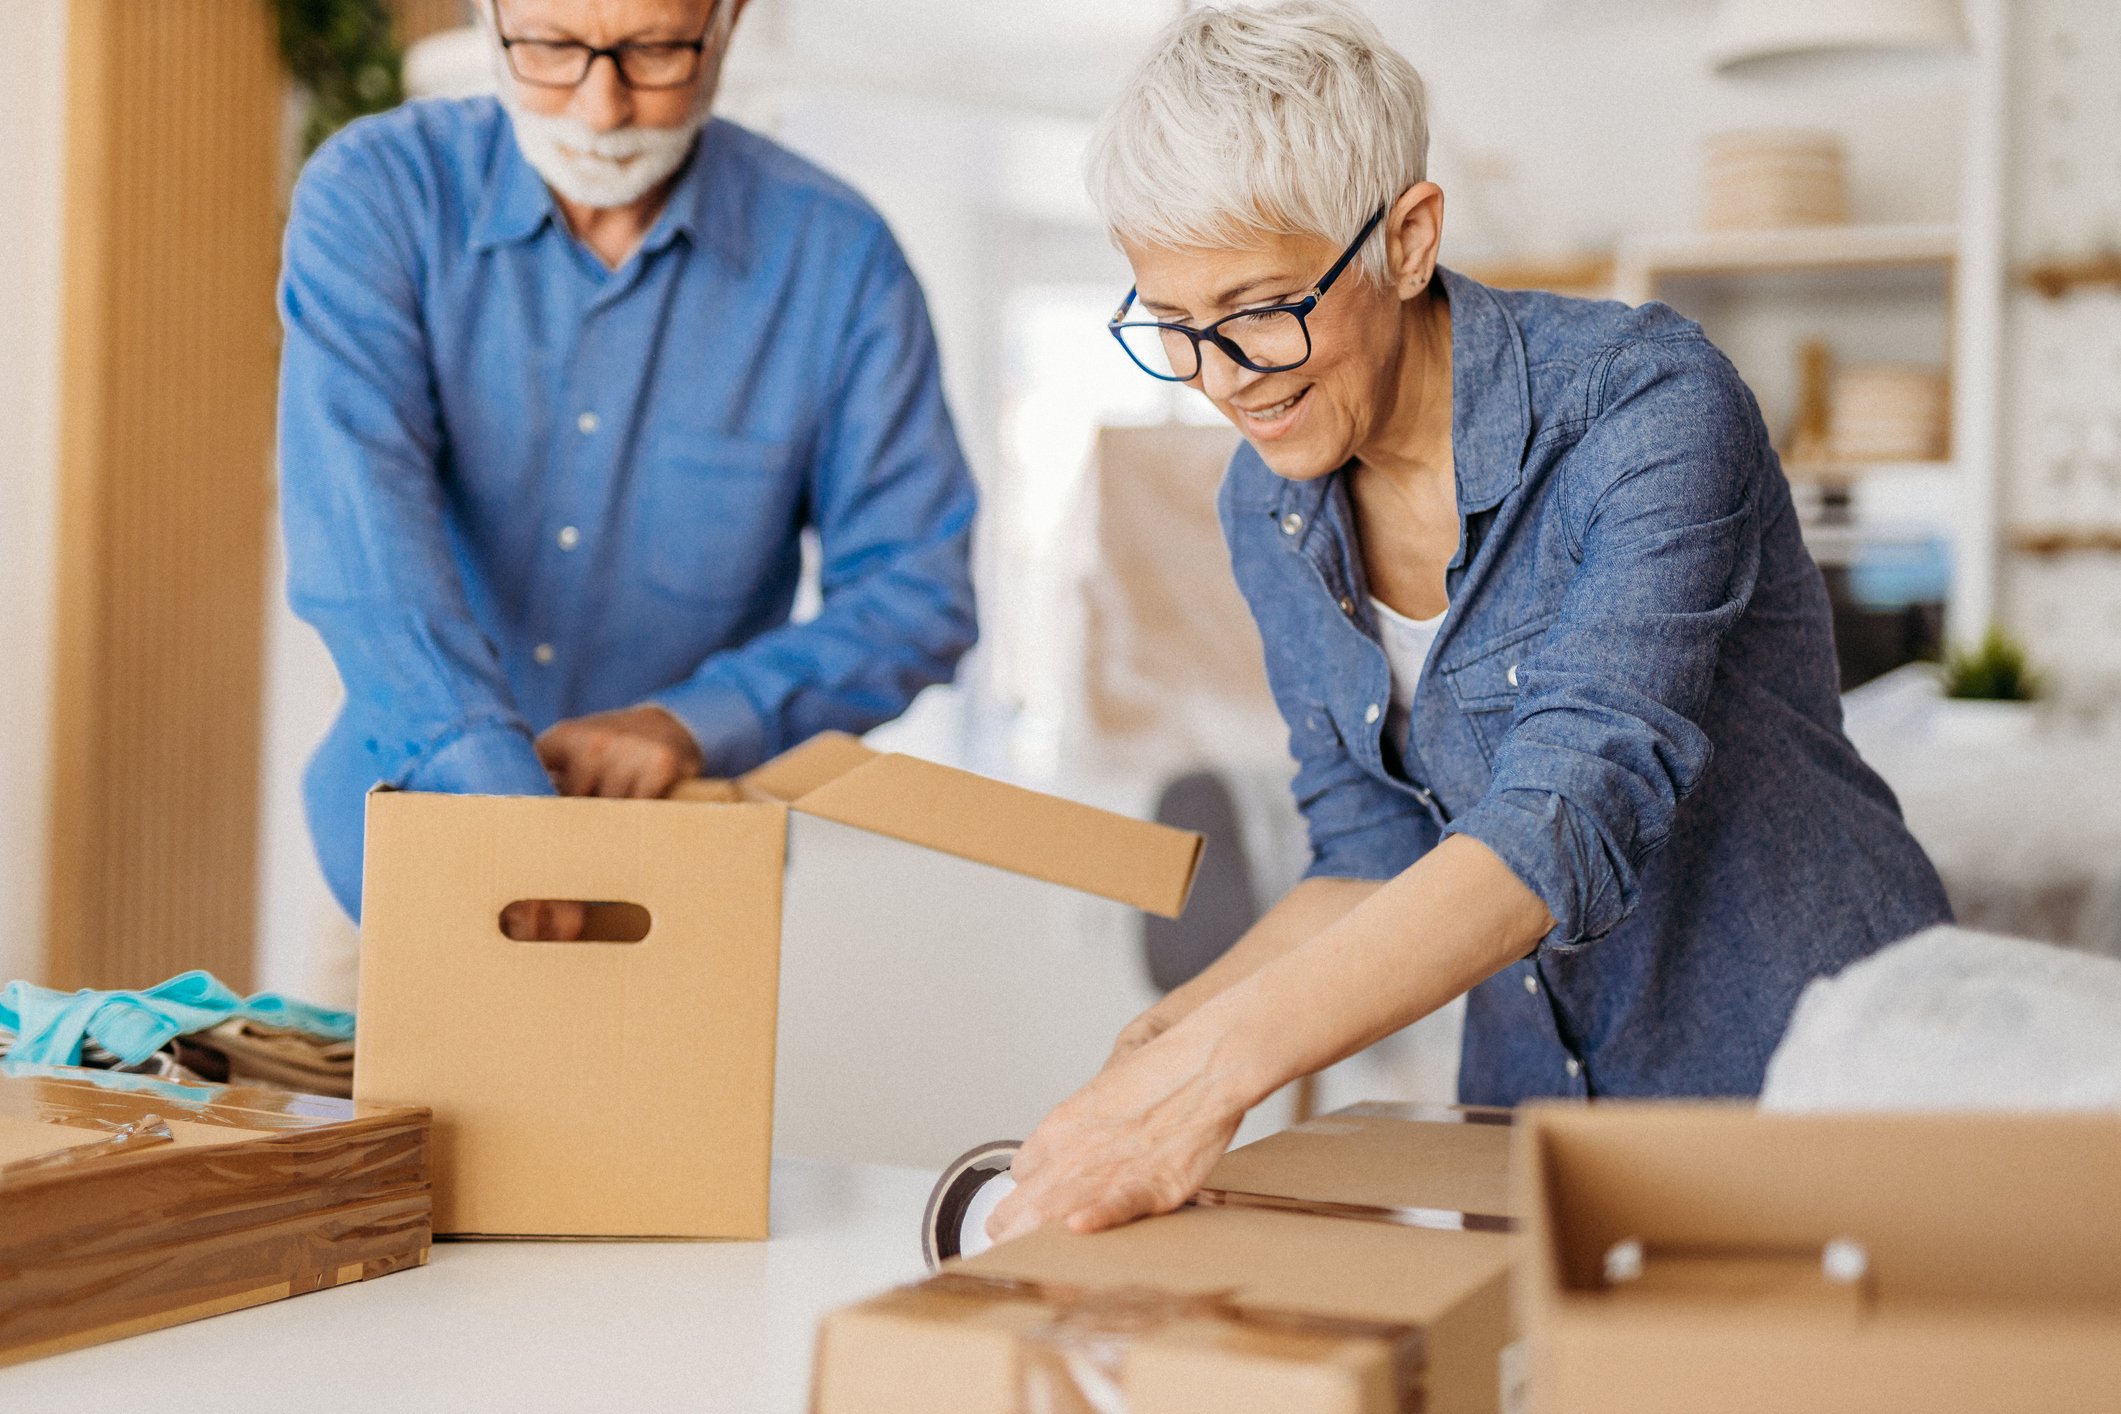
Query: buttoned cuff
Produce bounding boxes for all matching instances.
[401,722,555,797]
[646,675,772,778]
[1446,789,1625,953]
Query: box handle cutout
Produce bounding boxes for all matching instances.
[497,900,652,943]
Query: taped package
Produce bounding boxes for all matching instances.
[0,1062,431,1366]
[1515,1104,2121,1414]
[357,731,1204,1240]
[814,1103,1521,1414]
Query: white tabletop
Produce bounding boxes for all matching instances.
[1,1155,935,1413]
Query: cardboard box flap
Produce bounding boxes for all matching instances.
[770,746,1203,918]
[960,1205,1512,1330]
[733,731,880,804]
[1203,1104,1515,1223]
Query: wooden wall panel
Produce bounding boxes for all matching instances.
[391,0,474,45]
[47,0,283,990]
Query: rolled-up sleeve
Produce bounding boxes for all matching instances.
[647,224,977,772]
[277,134,553,800]
[1294,722,1440,881]
[1447,337,1764,948]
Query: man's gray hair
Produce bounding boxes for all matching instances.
[1085,0,1429,281]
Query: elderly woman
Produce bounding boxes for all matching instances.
[989,0,1948,1242]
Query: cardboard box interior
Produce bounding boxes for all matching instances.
[1516,1103,2121,1414]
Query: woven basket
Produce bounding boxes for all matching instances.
[1702,129,1848,230]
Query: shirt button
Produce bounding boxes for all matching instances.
[1524,974,1539,995]
[1364,703,1380,725]
[1339,596,1354,616]
[1565,1057,1582,1079]
[557,525,581,551]
[1507,664,1520,688]
[576,411,600,435]
[1280,511,1304,536]
[533,643,556,666]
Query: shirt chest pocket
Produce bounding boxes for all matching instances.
[1440,613,1557,759]
[637,431,803,604]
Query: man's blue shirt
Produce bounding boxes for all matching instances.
[1221,269,1950,1104]
[278,98,977,916]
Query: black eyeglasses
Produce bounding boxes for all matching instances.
[1108,205,1387,382]
[496,2,720,90]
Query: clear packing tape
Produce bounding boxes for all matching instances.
[0,1061,430,1366]
[0,1111,175,1180]
[898,1271,1428,1414]
[893,1183,1516,1414]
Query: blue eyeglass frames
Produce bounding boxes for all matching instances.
[1107,204,1388,382]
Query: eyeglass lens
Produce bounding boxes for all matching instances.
[508,41,703,88]
[1117,308,1311,380]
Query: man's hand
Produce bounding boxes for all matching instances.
[500,899,588,942]
[536,705,703,800]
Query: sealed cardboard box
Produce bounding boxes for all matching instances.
[1515,1104,2121,1414]
[1201,1100,1515,1228]
[0,1061,430,1366]
[356,732,1202,1239]
[813,1104,1520,1414]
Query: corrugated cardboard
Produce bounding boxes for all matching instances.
[1201,1101,1515,1225]
[0,1062,430,1366]
[813,1104,1520,1414]
[1515,1103,2121,1414]
[356,732,1204,1239]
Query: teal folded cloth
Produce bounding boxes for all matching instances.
[0,971,355,1067]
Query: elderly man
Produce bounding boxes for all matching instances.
[277,0,978,929]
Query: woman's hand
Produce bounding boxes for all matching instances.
[985,1024,1251,1244]
[1103,1009,1171,1069]
[983,842,1551,1250]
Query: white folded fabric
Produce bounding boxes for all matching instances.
[1761,925,2121,1111]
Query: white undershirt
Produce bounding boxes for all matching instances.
[1371,596,1448,758]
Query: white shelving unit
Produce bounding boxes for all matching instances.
[1613,222,1959,305]
[1612,223,1963,641]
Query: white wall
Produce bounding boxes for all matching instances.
[0,0,68,987]
[254,536,352,1002]
[1387,0,1965,255]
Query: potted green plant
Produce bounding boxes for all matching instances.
[1932,627,2042,746]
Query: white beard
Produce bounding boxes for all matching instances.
[501,98,709,209]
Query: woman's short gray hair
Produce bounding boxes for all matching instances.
[1086,0,1429,282]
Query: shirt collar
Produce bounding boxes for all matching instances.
[1438,266,1533,512]
[468,113,751,274]
[469,112,558,251]
[1273,266,1533,528]
[663,119,751,273]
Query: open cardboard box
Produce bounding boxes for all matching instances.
[1515,1103,2121,1414]
[354,732,1202,1239]
[813,1103,1522,1414]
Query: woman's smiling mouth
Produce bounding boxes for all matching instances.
[1236,385,1311,438]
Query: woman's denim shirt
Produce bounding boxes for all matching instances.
[1220,269,1950,1105]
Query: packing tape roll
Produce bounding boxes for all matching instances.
[922,1139,1019,1272]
